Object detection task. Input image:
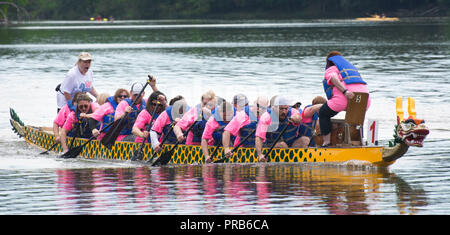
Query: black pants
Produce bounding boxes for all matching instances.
[319,102,338,136]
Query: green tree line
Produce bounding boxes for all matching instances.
[1,0,449,21]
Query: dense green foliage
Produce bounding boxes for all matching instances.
[1,0,449,20]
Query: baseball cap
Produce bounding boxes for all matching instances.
[273,96,292,106]
[78,52,92,61]
[130,82,144,95]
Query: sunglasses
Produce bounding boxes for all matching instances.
[118,95,129,99]
[151,101,165,107]
[78,104,89,110]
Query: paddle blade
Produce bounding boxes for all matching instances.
[40,143,58,155]
[213,157,227,163]
[100,120,125,149]
[152,149,173,166]
[131,148,144,161]
[59,145,83,159]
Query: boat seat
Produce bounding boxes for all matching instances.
[344,92,368,146]
[312,92,369,147]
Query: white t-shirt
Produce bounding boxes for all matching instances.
[56,65,94,108]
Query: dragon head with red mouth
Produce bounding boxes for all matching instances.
[395,116,429,147]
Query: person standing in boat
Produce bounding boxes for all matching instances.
[56,52,98,113]
[255,96,304,162]
[87,88,130,140]
[114,78,159,142]
[201,101,236,163]
[148,95,190,152]
[319,51,371,147]
[222,96,269,159]
[131,91,168,143]
[173,90,217,145]
[59,93,99,153]
[298,96,327,147]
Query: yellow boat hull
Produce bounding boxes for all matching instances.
[19,123,395,167]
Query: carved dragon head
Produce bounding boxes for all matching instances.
[396,116,429,147]
[391,97,429,148]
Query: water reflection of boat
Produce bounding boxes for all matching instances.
[54,164,427,214]
[355,14,399,22]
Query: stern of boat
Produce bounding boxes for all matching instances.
[9,108,25,137]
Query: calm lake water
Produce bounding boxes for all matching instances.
[0,18,449,215]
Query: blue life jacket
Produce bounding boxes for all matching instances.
[76,110,94,138]
[119,98,146,135]
[101,96,118,132]
[67,99,77,112]
[238,106,260,147]
[323,55,367,99]
[265,107,299,146]
[191,104,211,143]
[211,106,236,145]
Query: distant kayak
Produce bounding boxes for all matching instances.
[90,17,114,22]
[355,14,399,22]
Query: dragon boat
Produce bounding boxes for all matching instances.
[9,96,429,167]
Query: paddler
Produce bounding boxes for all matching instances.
[232,93,249,111]
[53,92,84,144]
[114,76,159,141]
[298,96,327,147]
[60,93,99,153]
[222,96,269,159]
[131,91,168,143]
[173,90,217,145]
[149,95,190,152]
[87,88,130,140]
[201,100,236,163]
[255,96,303,162]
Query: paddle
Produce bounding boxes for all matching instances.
[59,121,116,159]
[205,140,222,163]
[39,142,58,155]
[213,129,256,163]
[262,118,291,161]
[67,119,82,151]
[101,76,151,149]
[151,123,195,166]
[130,102,161,161]
[147,122,175,163]
[205,142,222,162]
